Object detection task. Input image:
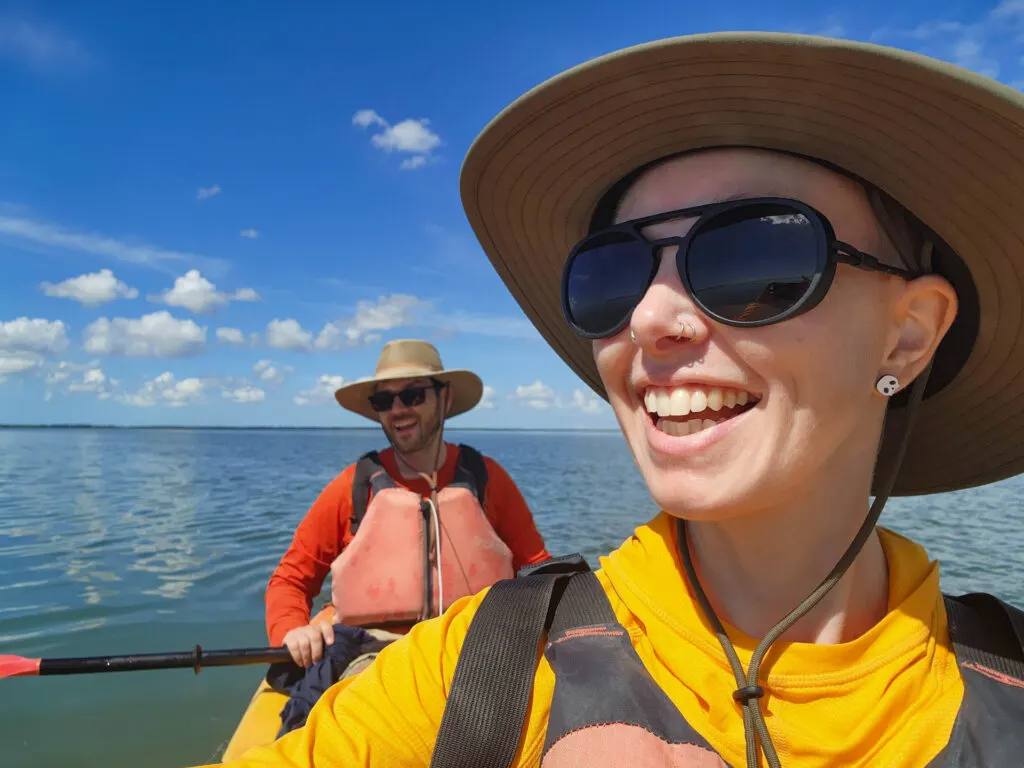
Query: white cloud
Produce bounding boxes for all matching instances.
[253,359,292,385]
[118,372,208,407]
[511,380,556,409]
[266,318,314,351]
[316,294,429,351]
[233,287,261,302]
[216,327,246,345]
[479,385,496,409]
[223,386,265,404]
[196,184,221,200]
[40,268,138,306]
[151,269,260,314]
[0,213,227,273]
[239,228,259,239]
[83,311,206,357]
[0,16,89,73]
[0,352,42,384]
[0,317,68,353]
[294,374,345,406]
[352,109,441,170]
[509,380,606,414]
[66,367,116,399]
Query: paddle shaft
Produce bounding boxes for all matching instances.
[30,619,411,676]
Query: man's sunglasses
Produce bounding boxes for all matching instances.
[368,382,443,413]
[561,197,915,339]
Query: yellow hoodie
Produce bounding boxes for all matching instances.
[215,512,963,767]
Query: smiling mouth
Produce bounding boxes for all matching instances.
[390,416,419,435]
[644,384,760,437]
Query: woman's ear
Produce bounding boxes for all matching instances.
[882,274,958,384]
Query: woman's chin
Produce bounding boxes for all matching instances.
[642,466,759,523]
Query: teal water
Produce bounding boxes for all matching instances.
[1,427,1022,767]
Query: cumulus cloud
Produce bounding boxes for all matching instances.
[294,374,345,406]
[0,352,43,384]
[0,317,68,353]
[150,269,261,314]
[223,386,265,404]
[265,318,314,352]
[315,294,429,351]
[83,311,206,357]
[253,359,292,385]
[239,228,259,239]
[479,385,497,409]
[352,109,441,170]
[196,184,221,200]
[509,380,606,414]
[118,371,208,407]
[216,327,246,346]
[40,268,138,306]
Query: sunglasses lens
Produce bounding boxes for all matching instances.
[684,203,820,323]
[565,231,654,336]
[398,387,428,407]
[368,391,394,412]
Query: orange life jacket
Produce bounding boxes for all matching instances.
[330,444,514,628]
[430,554,1024,768]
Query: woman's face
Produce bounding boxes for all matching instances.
[593,148,947,521]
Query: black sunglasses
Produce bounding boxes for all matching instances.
[561,197,915,339]
[368,381,443,413]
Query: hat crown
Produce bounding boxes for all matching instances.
[374,339,444,377]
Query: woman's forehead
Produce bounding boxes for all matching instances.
[614,148,867,224]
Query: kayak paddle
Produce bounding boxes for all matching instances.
[0,644,293,678]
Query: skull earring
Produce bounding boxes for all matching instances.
[875,374,899,396]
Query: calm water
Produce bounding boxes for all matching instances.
[1,427,1022,767]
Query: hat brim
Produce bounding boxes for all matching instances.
[460,31,1024,496]
[334,368,484,422]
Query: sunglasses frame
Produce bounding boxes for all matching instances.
[367,380,445,413]
[560,196,916,340]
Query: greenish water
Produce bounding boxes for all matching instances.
[1,427,1022,767]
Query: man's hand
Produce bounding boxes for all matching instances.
[282,621,335,667]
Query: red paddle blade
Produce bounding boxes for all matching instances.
[0,655,41,678]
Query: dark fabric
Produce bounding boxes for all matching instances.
[452,444,488,505]
[349,451,383,534]
[265,623,388,738]
[429,555,592,768]
[926,594,1024,766]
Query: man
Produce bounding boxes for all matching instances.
[266,338,551,667]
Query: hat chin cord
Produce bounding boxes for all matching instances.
[677,357,933,768]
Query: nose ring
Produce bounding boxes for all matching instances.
[676,317,696,341]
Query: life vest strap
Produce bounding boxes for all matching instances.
[349,444,488,535]
[943,592,1024,680]
[430,555,595,768]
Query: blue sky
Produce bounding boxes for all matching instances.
[1,0,1021,429]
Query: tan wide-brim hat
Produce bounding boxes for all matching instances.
[460,31,1024,496]
[334,339,484,422]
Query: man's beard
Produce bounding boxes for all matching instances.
[383,409,443,454]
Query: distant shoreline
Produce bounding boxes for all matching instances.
[0,424,621,433]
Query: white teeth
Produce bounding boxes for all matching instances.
[737,390,749,406]
[670,388,690,416]
[645,390,656,412]
[656,416,727,437]
[690,390,708,414]
[656,390,672,418]
[724,390,737,408]
[707,388,724,412]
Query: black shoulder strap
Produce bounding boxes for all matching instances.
[430,554,611,768]
[350,450,385,535]
[455,444,488,506]
[944,592,1024,678]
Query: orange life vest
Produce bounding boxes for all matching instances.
[330,444,514,628]
[431,554,1024,768]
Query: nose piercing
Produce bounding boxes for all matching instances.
[676,317,696,341]
[629,328,638,344]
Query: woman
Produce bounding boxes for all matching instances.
[216,32,1024,768]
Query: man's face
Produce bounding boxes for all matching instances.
[374,377,447,453]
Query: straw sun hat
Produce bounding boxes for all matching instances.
[334,339,484,422]
[459,31,1024,496]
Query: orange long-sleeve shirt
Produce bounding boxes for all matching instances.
[265,442,550,645]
